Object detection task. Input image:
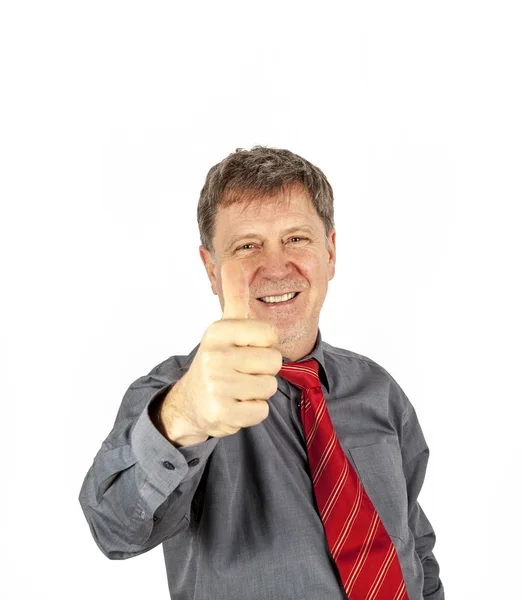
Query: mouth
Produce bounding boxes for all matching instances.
[256,291,301,307]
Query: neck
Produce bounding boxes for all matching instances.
[278,328,319,362]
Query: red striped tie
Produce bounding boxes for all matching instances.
[278,359,409,600]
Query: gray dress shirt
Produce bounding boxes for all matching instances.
[79,329,444,599]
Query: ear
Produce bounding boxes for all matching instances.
[327,228,336,281]
[199,245,218,295]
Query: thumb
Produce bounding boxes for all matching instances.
[221,259,250,320]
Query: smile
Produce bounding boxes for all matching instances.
[256,292,301,307]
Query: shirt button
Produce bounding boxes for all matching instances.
[163,460,175,470]
[188,458,200,467]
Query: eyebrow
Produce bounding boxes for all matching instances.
[225,225,316,252]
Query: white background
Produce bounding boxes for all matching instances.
[2,1,521,598]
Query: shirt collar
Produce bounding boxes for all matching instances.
[281,328,330,393]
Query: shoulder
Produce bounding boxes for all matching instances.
[322,340,379,367]
[146,343,201,380]
[322,340,392,381]
[321,341,413,416]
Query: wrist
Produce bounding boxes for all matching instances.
[151,382,208,447]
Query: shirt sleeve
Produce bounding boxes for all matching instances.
[400,399,445,600]
[78,364,219,560]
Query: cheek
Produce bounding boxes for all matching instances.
[305,259,326,281]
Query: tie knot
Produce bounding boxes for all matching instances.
[278,359,321,390]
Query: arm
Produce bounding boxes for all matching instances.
[400,400,445,599]
[78,364,218,559]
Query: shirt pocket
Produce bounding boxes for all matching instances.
[344,439,409,544]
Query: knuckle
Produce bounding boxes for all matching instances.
[271,348,283,371]
[202,350,228,385]
[256,320,276,343]
[266,375,278,397]
[260,400,270,420]
[201,349,221,370]
[250,400,269,425]
[203,320,223,345]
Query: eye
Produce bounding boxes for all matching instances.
[236,238,307,252]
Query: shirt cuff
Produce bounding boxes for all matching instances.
[131,382,219,497]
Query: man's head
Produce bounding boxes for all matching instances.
[197,146,336,360]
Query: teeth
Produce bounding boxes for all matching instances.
[259,292,297,303]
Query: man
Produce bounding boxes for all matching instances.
[79,146,444,599]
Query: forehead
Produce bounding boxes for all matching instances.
[216,188,319,235]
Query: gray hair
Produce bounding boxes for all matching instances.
[197,145,335,262]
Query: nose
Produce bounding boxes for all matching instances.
[256,243,296,280]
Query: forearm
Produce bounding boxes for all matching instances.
[79,459,206,559]
[409,503,444,599]
[398,389,444,599]
[79,374,218,559]
[79,444,191,559]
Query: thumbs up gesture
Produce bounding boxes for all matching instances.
[157,260,283,446]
